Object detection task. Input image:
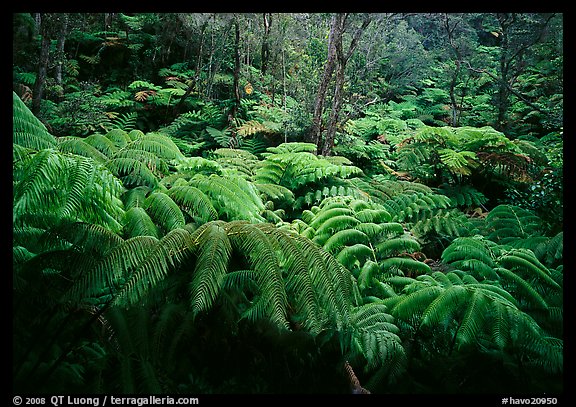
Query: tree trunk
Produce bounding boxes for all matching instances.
[54,14,68,99]
[175,18,208,114]
[443,14,462,126]
[32,14,51,116]
[321,60,345,156]
[496,14,512,132]
[261,13,272,75]
[310,14,340,151]
[232,17,241,119]
[320,13,371,156]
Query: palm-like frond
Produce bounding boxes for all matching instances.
[143,192,186,234]
[343,303,407,387]
[56,137,109,163]
[189,174,266,223]
[123,207,160,238]
[166,185,218,223]
[13,148,125,235]
[187,221,354,333]
[13,91,56,150]
[484,204,546,243]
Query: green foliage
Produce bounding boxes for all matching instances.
[255,143,365,211]
[12,11,563,394]
[13,92,57,150]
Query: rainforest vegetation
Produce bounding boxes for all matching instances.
[12,12,563,395]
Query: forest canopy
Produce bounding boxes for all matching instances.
[12,12,563,395]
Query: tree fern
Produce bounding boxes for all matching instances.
[143,191,186,234]
[13,91,57,150]
[166,185,218,224]
[342,303,407,389]
[14,148,125,237]
[381,269,560,365]
[123,207,160,238]
[189,221,233,315]
[189,174,266,223]
[437,183,488,209]
[484,204,546,243]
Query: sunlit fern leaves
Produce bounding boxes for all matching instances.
[56,137,109,163]
[351,176,474,241]
[143,192,186,234]
[189,221,233,316]
[208,148,259,178]
[99,129,184,188]
[294,196,428,289]
[123,207,160,239]
[166,185,218,224]
[13,148,125,240]
[13,91,57,150]
[161,156,224,187]
[189,174,267,223]
[441,236,562,313]
[254,143,365,210]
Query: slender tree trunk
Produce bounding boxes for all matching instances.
[320,13,371,156]
[176,19,208,114]
[54,14,68,99]
[311,14,340,151]
[32,14,51,116]
[321,61,345,156]
[444,14,462,126]
[261,13,272,75]
[232,17,241,119]
[496,15,511,131]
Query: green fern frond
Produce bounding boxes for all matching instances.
[57,137,109,163]
[106,157,159,189]
[166,185,218,223]
[122,186,151,209]
[189,174,266,223]
[375,236,421,258]
[13,91,56,150]
[84,134,119,157]
[105,129,132,148]
[263,142,317,155]
[14,148,125,233]
[143,192,186,234]
[357,260,381,290]
[254,183,295,207]
[323,229,371,256]
[336,244,375,271]
[380,257,431,276]
[497,250,560,289]
[485,204,544,243]
[441,236,497,265]
[65,234,159,303]
[438,148,479,176]
[123,207,160,238]
[227,222,289,329]
[128,132,184,161]
[493,267,549,310]
[189,221,233,313]
[437,183,488,208]
[419,284,468,328]
[454,290,489,349]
